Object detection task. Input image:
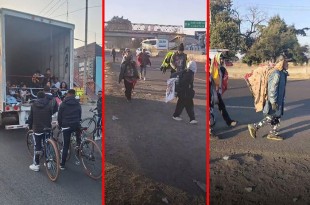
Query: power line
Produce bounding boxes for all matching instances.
[48,0,67,17]
[237,3,310,11]
[51,5,101,18]
[39,0,56,14]
[43,0,63,16]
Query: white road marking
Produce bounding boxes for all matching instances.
[195,77,206,82]
[226,105,255,109]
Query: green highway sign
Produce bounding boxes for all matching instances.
[184,20,205,28]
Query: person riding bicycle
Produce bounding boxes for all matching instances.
[57,89,82,170]
[28,91,54,172]
[92,90,102,140]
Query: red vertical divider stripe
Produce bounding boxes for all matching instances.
[101,0,105,204]
[206,0,210,204]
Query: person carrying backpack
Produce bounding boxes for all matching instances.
[172,60,197,124]
[119,48,139,102]
[210,52,237,127]
[160,51,174,75]
[137,48,151,81]
[247,54,289,140]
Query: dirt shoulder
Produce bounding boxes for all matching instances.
[104,62,206,205]
[211,147,310,205]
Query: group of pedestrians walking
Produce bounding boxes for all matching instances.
[118,43,198,124]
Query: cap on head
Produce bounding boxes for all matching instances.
[178,43,184,51]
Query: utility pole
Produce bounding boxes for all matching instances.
[83,0,88,97]
[66,0,68,22]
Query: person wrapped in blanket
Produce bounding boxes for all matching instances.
[247,54,289,141]
[210,52,237,129]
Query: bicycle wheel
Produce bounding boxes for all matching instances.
[45,139,60,182]
[80,139,102,179]
[26,130,34,158]
[80,117,97,135]
[56,131,71,161]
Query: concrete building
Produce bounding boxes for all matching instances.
[74,42,102,97]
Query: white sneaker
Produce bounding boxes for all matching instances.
[94,136,101,141]
[172,116,182,121]
[190,120,198,124]
[29,164,40,172]
[143,77,146,81]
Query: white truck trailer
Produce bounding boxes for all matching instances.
[0,8,74,129]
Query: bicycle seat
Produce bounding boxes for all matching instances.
[43,128,52,132]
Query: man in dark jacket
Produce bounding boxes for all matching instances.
[28,91,53,171]
[172,61,197,124]
[119,49,139,102]
[170,43,187,74]
[111,48,116,63]
[57,89,82,170]
[44,85,58,115]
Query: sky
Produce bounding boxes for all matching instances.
[105,0,206,35]
[233,0,310,46]
[0,0,102,48]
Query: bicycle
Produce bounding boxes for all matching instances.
[56,126,102,180]
[80,109,99,136]
[26,128,60,182]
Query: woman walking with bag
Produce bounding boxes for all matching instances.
[172,60,198,124]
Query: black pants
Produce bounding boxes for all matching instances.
[33,133,45,165]
[217,93,233,126]
[112,55,116,62]
[173,97,195,121]
[61,125,81,166]
[124,80,134,100]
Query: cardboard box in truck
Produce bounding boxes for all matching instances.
[0,8,74,129]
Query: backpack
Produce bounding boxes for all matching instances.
[220,66,229,94]
[124,61,136,77]
[160,52,174,73]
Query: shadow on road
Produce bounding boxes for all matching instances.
[105,94,206,196]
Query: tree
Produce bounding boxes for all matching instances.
[243,16,308,65]
[239,7,267,53]
[210,0,240,56]
[105,16,132,31]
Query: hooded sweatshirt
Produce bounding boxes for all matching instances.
[45,92,58,114]
[57,95,82,128]
[28,98,52,133]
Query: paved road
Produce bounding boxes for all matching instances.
[105,53,207,198]
[0,104,101,205]
[211,79,310,157]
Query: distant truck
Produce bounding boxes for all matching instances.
[141,39,176,51]
[0,8,75,129]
